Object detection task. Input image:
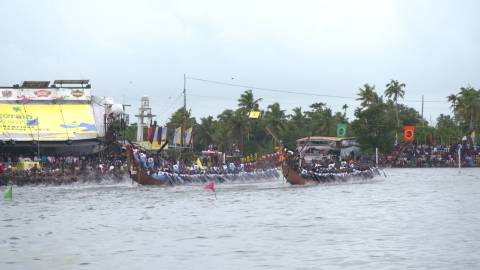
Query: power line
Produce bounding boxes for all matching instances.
[186,76,447,103]
[189,92,343,107]
[155,91,184,121]
[187,76,355,99]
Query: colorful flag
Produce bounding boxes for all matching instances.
[404,126,415,142]
[174,127,182,145]
[147,127,153,143]
[184,127,193,145]
[156,126,168,144]
[4,186,12,200]
[336,123,347,137]
[148,126,157,143]
[156,126,163,144]
[154,126,160,144]
[248,111,260,119]
[196,158,204,170]
[162,126,168,141]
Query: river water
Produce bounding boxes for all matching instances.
[1,168,480,269]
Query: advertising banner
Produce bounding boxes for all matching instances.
[0,88,91,101]
[0,104,97,141]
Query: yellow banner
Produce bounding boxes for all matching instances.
[12,161,42,171]
[249,111,260,119]
[0,104,97,141]
[139,140,168,151]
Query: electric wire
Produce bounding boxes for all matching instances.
[186,76,447,103]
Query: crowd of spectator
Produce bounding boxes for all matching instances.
[378,142,480,168]
[0,153,128,186]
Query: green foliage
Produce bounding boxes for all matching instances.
[351,101,396,154]
[448,86,480,133]
[126,123,137,142]
[141,81,477,157]
[436,114,462,144]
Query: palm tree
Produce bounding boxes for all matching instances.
[236,90,263,154]
[215,110,236,152]
[238,89,262,113]
[195,116,216,149]
[264,102,286,137]
[447,94,458,111]
[454,87,480,131]
[342,104,348,118]
[357,84,379,108]
[384,79,406,130]
[305,103,334,136]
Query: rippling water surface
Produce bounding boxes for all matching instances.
[1,168,480,269]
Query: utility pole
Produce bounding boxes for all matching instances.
[122,104,131,144]
[421,95,425,144]
[421,95,424,126]
[37,120,40,161]
[182,74,187,149]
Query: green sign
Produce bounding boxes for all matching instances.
[337,123,347,137]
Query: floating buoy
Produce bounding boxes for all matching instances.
[4,186,12,200]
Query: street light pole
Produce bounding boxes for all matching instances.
[37,118,40,160]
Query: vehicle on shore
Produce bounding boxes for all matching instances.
[296,136,361,164]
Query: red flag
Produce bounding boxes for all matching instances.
[204,182,215,192]
[147,127,153,143]
[404,126,415,142]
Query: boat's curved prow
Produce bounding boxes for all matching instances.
[281,163,307,185]
[126,144,170,186]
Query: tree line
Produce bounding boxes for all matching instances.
[127,80,480,155]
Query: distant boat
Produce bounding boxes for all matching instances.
[280,152,379,185]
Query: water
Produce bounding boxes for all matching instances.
[1,168,480,269]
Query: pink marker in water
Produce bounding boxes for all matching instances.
[204,182,215,191]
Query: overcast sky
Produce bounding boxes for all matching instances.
[1,0,479,125]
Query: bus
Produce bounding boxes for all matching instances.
[296,136,361,164]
